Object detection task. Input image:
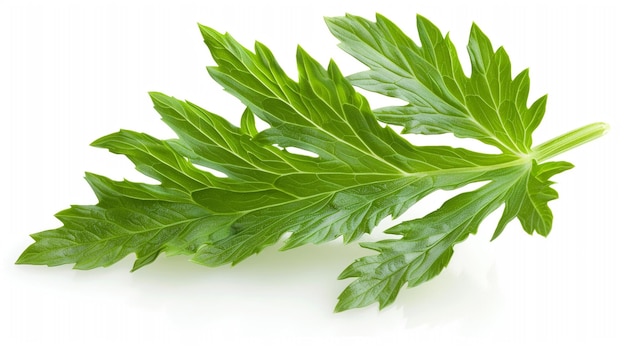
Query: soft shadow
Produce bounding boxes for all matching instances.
[13,238,504,329]
[130,239,368,283]
[124,239,374,323]
[394,263,503,330]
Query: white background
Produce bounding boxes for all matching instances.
[1,0,623,349]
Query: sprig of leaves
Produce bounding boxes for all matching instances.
[17,13,606,311]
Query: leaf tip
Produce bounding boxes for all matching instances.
[469,21,489,42]
[15,240,46,266]
[15,250,30,265]
[89,133,115,148]
[197,23,219,40]
[337,265,355,280]
[323,15,338,26]
[374,12,390,23]
[490,229,504,242]
[415,13,434,27]
[333,302,348,313]
[148,91,171,107]
[147,90,166,99]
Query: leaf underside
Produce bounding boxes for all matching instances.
[18,13,583,312]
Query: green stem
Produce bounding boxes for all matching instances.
[532,122,609,162]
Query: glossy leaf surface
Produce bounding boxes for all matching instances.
[18,14,606,312]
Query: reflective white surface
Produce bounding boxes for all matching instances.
[1,0,623,349]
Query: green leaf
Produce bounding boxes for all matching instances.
[492,161,574,240]
[17,14,606,312]
[336,179,507,312]
[335,162,568,311]
[326,13,606,310]
[325,14,547,155]
[18,25,515,270]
